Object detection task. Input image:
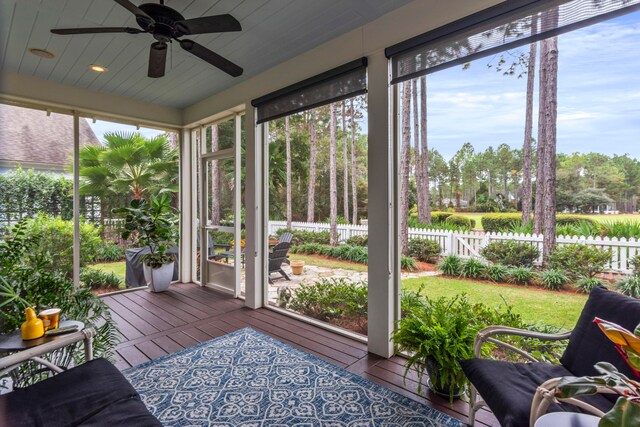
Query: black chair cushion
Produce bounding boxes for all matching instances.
[560,286,640,380]
[461,358,613,427]
[0,358,161,427]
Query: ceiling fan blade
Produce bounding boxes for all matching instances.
[180,39,243,77]
[176,14,241,35]
[113,0,154,22]
[51,27,144,35]
[148,42,167,78]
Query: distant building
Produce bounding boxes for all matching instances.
[0,104,99,174]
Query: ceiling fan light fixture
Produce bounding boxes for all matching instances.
[89,64,108,72]
[28,48,55,59]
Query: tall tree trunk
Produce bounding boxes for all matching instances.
[420,75,431,224]
[307,111,317,222]
[534,39,547,236]
[522,18,537,226]
[329,103,338,246]
[400,82,412,255]
[285,116,292,229]
[350,98,358,225]
[341,101,349,223]
[412,79,423,221]
[541,35,559,263]
[211,124,220,225]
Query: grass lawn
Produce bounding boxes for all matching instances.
[91,261,126,281]
[402,276,587,329]
[289,253,368,272]
[455,212,640,230]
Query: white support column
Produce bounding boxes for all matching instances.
[367,51,395,358]
[179,129,193,283]
[72,113,80,288]
[244,105,264,308]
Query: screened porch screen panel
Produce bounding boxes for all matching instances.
[387,0,640,84]
[251,58,367,124]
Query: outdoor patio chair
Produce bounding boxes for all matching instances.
[268,241,291,284]
[278,232,294,244]
[460,286,640,427]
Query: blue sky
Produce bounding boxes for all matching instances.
[89,120,165,142]
[89,10,640,160]
[426,10,640,159]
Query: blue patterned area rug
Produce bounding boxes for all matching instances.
[124,328,464,426]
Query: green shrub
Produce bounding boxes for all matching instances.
[484,264,509,283]
[288,243,415,270]
[0,219,119,373]
[549,244,611,278]
[401,256,417,271]
[460,258,486,279]
[11,214,102,280]
[556,215,597,227]
[209,230,234,245]
[94,242,125,262]
[408,217,471,232]
[279,278,368,333]
[539,269,569,290]
[80,267,122,290]
[575,277,603,294]
[507,266,534,285]
[431,212,454,224]
[438,255,462,276]
[480,240,540,267]
[482,213,523,233]
[631,254,640,276]
[445,214,474,229]
[275,228,330,244]
[617,276,640,299]
[598,220,640,239]
[345,235,368,246]
[407,238,442,263]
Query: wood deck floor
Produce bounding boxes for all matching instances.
[102,283,499,426]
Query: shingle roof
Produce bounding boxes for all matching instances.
[0,104,99,169]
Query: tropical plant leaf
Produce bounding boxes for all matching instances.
[599,397,640,427]
[594,318,640,354]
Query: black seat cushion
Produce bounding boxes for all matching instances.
[560,286,640,380]
[0,358,161,427]
[461,359,613,427]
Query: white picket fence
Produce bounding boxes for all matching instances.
[268,220,640,274]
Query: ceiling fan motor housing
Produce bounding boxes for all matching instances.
[137,3,188,42]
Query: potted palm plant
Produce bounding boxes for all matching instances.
[114,193,178,292]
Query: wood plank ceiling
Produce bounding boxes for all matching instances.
[0,0,413,108]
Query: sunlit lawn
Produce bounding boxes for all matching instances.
[91,261,126,281]
[402,276,587,330]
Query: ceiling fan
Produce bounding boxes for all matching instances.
[51,0,243,78]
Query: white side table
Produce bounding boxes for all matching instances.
[535,412,600,427]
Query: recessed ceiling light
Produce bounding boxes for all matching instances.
[28,48,55,59]
[89,64,108,72]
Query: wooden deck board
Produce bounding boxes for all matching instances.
[103,284,498,426]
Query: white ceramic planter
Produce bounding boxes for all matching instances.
[143,262,174,292]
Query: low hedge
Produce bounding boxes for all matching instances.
[431,212,454,224]
[291,243,416,271]
[556,214,597,227]
[275,228,331,245]
[481,213,523,233]
[445,214,475,229]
